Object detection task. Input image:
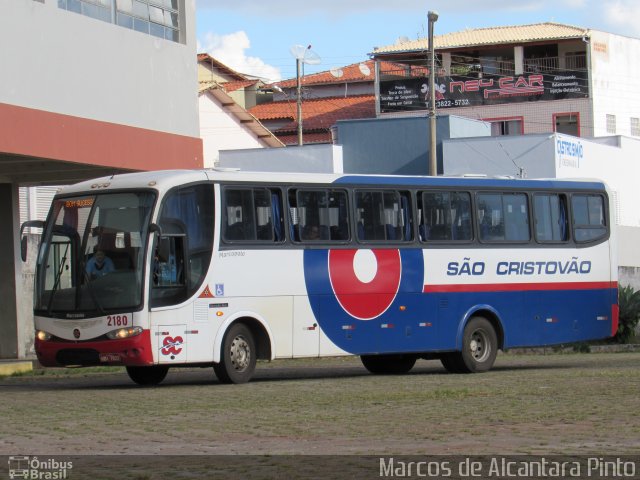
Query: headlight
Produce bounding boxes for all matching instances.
[36,330,51,341]
[106,326,143,340]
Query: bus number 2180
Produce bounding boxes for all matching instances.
[107,315,129,327]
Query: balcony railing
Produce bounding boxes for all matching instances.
[381,54,587,79]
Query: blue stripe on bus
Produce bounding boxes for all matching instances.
[333,176,606,191]
[303,248,615,355]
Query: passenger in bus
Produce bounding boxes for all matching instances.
[86,249,115,279]
[303,224,321,240]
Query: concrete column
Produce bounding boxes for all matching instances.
[442,52,451,76]
[0,183,20,358]
[514,46,524,75]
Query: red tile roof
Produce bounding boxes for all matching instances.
[250,95,375,131]
[276,132,333,145]
[221,80,260,93]
[250,94,376,145]
[273,60,415,88]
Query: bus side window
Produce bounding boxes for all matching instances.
[420,191,471,242]
[356,190,407,242]
[223,187,283,243]
[572,194,607,242]
[534,193,569,242]
[292,189,349,242]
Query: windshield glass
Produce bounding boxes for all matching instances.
[35,192,156,316]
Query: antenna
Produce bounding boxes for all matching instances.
[358,63,371,77]
[330,67,344,78]
[290,44,322,146]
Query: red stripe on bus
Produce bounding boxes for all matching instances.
[423,281,618,293]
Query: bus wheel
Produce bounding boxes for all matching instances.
[126,365,169,386]
[214,323,256,384]
[440,353,465,373]
[360,354,416,374]
[459,316,498,373]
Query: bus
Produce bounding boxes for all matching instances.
[21,170,618,385]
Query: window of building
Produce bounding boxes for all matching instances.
[58,0,181,43]
[554,113,580,137]
[606,114,617,134]
[484,117,523,136]
[419,191,472,241]
[631,118,640,137]
[477,193,530,242]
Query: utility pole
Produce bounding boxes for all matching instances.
[296,58,303,146]
[428,11,439,176]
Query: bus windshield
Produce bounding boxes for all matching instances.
[35,192,156,317]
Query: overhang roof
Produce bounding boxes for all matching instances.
[201,84,284,148]
[373,22,589,55]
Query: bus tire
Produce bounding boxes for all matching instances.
[459,316,498,373]
[360,354,416,375]
[214,323,256,384]
[126,365,169,386]
[440,353,465,373]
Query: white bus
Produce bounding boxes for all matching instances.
[22,170,618,384]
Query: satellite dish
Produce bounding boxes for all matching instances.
[330,67,344,78]
[289,44,321,65]
[396,36,410,45]
[358,63,371,77]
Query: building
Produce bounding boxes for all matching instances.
[250,61,407,145]
[1,0,202,359]
[442,133,640,286]
[197,54,283,167]
[372,22,640,139]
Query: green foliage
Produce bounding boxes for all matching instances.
[615,285,640,344]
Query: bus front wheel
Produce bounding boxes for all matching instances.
[442,317,498,373]
[361,354,417,374]
[126,365,169,386]
[214,323,256,384]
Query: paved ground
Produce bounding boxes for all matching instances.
[1,352,639,459]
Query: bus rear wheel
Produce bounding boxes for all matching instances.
[214,323,256,384]
[360,354,417,374]
[126,365,169,386]
[442,316,498,373]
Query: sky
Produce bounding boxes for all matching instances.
[196,0,640,83]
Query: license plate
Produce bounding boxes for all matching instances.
[99,353,122,363]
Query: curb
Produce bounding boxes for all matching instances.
[504,344,640,355]
[0,360,34,376]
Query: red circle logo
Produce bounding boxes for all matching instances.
[328,249,401,320]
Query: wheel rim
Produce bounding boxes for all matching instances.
[229,335,251,372]
[469,328,491,363]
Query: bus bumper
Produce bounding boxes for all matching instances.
[35,330,153,367]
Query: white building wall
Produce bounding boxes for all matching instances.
[426,98,593,136]
[199,93,267,168]
[0,0,199,137]
[590,31,640,138]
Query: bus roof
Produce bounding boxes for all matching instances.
[55,169,607,197]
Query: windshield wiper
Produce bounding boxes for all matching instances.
[46,243,70,316]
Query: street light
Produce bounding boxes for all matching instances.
[428,10,439,176]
